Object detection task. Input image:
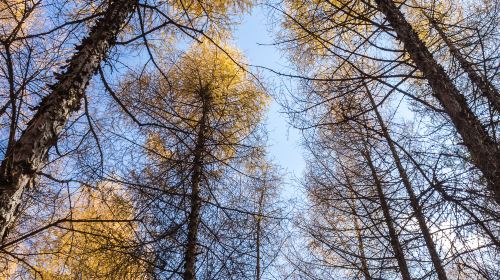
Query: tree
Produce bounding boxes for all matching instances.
[279,0,500,205]
[276,11,499,272]
[2,1,499,279]
[0,0,138,242]
[0,0,257,244]
[118,41,278,279]
[374,0,500,205]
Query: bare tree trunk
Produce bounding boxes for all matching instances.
[255,186,265,280]
[184,90,211,280]
[366,89,449,280]
[0,0,137,242]
[427,16,500,114]
[364,152,412,280]
[350,201,371,280]
[374,0,500,205]
[343,171,372,280]
[393,140,500,248]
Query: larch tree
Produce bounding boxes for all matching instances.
[0,0,256,245]
[278,0,500,205]
[0,0,138,241]
[275,1,500,270]
[374,0,500,205]
[1,0,499,279]
[116,41,280,279]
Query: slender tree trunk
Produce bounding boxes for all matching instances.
[255,188,265,280]
[364,152,412,280]
[427,16,500,114]
[0,0,137,242]
[350,201,371,280]
[433,179,500,248]
[374,0,500,205]
[343,172,372,280]
[184,90,211,280]
[393,140,500,248]
[366,89,449,280]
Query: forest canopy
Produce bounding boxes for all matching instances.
[0,0,499,279]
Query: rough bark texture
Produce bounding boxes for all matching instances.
[184,90,211,280]
[430,18,500,114]
[375,0,500,205]
[0,0,137,242]
[367,91,449,280]
[364,152,412,280]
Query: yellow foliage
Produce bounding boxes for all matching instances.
[146,132,174,159]
[26,183,149,279]
[282,0,373,63]
[406,0,460,43]
[282,0,465,67]
[0,0,34,36]
[152,0,255,41]
[168,0,253,20]
[145,41,269,162]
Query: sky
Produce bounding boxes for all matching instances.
[233,5,306,191]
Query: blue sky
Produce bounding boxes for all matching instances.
[234,6,306,188]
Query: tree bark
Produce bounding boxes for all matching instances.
[364,152,412,280]
[374,0,500,205]
[184,89,211,280]
[0,0,137,242]
[366,89,449,280]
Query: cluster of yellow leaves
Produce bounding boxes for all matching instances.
[0,0,35,37]
[282,0,373,64]
[0,0,25,23]
[168,0,253,21]
[398,0,464,85]
[146,132,174,159]
[27,183,148,280]
[281,0,465,66]
[405,0,461,44]
[146,41,269,162]
[158,0,255,41]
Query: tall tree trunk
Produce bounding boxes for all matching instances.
[366,89,449,280]
[374,0,500,205]
[426,15,500,114]
[255,188,265,280]
[363,152,412,280]
[184,90,211,280]
[349,199,371,280]
[0,0,137,242]
[342,170,372,280]
[393,139,500,248]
